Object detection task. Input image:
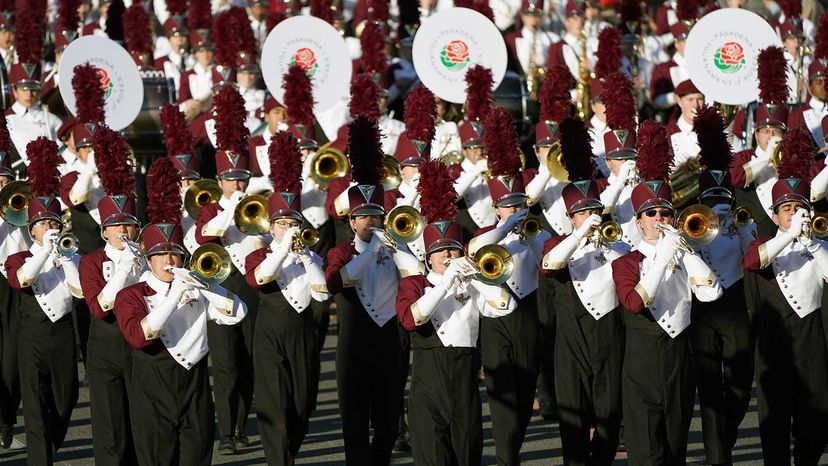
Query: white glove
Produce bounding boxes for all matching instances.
[271,226,299,253]
[228,190,245,205]
[764,136,782,159]
[144,279,189,332]
[442,259,464,285]
[473,158,488,174]
[655,229,680,262]
[574,214,602,239]
[616,160,636,185]
[712,203,730,217]
[342,232,384,283]
[115,248,138,272]
[41,229,60,250]
[84,151,97,174]
[505,208,529,230]
[786,208,809,238]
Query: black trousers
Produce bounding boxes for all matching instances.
[335,300,402,466]
[755,306,828,465]
[408,347,482,466]
[555,305,624,466]
[87,318,138,465]
[207,267,257,440]
[690,282,753,465]
[18,310,78,466]
[536,274,558,412]
[623,312,695,466]
[480,291,541,466]
[0,271,21,430]
[130,345,214,466]
[254,292,320,465]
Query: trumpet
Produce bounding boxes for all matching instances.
[309,147,350,190]
[515,214,543,240]
[675,204,720,249]
[118,234,147,268]
[234,194,270,236]
[385,206,426,244]
[802,214,828,239]
[472,244,514,286]
[184,179,222,218]
[732,206,753,227]
[595,221,622,245]
[292,227,320,253]
[0,180,32,227]
[382,156,402,191]
[54,232,79,257]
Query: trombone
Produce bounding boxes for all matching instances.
[655,204,720,253]
[234,194,270,236]
[165,243,232,287]
[309,147,349,190]
[0,180,32,227]
[118,234,147,268]
[471,244,514,286]
[184,179,222,218]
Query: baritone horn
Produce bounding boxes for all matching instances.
[472,244,514,286]
[189,243,231,286]
[234,194,270,235]
[184,179,222,218]
[0,180,32,226]
[386,206,425,244]
[310,147,350,190]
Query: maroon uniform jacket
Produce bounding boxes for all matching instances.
[650,59,677,105]
[195,203,224,246]
[114,282,165,350]
[610,251,649,314]
[79,248,119,321]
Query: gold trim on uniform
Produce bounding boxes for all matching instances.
[485,288,511,310]
[634,283,653,306]
[340,268,358,288]
[758,243,770,269]
[254,265,276,285]
[68,282,84,299]
[97,293,113,311]
[742,162,754,187]
[140,317,161,340]
[411,302,430,326]
[69,189,91,206]
[16,268,34,288]
[310,283,329,293]
[689,273,716,287]
[201,224,228,237]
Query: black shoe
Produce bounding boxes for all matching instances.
[218,437,236,455]
[0,425,12,449]
[235,433,250,448]
[539,401,560,422]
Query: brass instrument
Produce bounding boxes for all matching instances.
[382,156,402,191]
[526,30,545,101]
[674,204,720,249]
[714,102,739,126]
[55,233,79,256]
[574,29,592,121]
[770,141,782,168]
[732,206,753,227]
[440,150,464,166]
[0,180,32,226]
[515,214,543,240]
[385,206,426,244]
[184,179,222,218]
[655,224,695,254]
[292,227,320,253]
[310,147,350,190]
[544,141,568,182]
[796,44,813,103]
[669,158,702,208]
[803,214,828,239]
[598,221,622,244]
[234,194,270,235]
[472,244,514,286]
[118,234,147,268]
[188,243,232,286]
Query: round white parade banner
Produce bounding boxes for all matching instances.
[261,15,352,113]
[412,7,507,104]
[59,35,144,130]
[685,8,782,105]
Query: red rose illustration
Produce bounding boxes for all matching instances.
[446,40,470,63]
[95,68,111,92]
[720,42,744,66]
[294,48,317,71]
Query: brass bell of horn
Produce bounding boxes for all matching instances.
[382,156,402,191]
[386,206,426,244]
[732,206,753,227]
[676,204,720,248]
[184,179,222,219]
[234,194,270,236]
[599,221,622,243]
[310,147,350,190]
[544,141,569,182]
[56,233,79,256]
[472,244,514,286]
[0,180,32,227]
[189,243,232,286]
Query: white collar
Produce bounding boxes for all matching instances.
[104,242,126,262]
[426,270,443,286]
[354,236,369,254]
[194,63,211,74]
[521,26,539,38]
[146,271,172,295]
[677,116,694,133]
[637,239,656,258]
[262,126,274,141]
[11,102,30,116]
[810,96,826,112]
[590,114,607,131]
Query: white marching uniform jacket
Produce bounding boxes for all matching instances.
[8,242,84,322]
[6,103,62,166]
[455,158,497,229]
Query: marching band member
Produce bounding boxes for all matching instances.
[741,128,828,465]
[5,11,62,166]
[247,96,288,195]
[244,131,330,464]
[598,72,641,248]
[0,13,15,68]
[325,116,424,465]
[541,117,628,465]
[397,159,515,465]
[546,0,596,82]
[195,85,265,454]
[154,15,193,93]
[78,127,144,465]
[690,106,757,466]
[649,22,691,118]
[787,59,828,148]
[504,0,557,77]
[612,120,723,465]
[587,78,610,176]
[453,66,497,236]
[730,46,791,237]
[6,138,83,465]
[161,103,202,254]
[115,156,247,465]
[431,96,462,164]
[667,77,705,171]
[235,51,266,134]
[177,29,218,119]
[468,107,549,465]
[0,115,29,450]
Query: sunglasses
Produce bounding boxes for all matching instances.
[644,208,674,218]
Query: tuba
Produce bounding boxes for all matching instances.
[385,206,426,244]
[234,194,270,235]
[184,179,222,218]
[0,180,32,226]
[472,244,514,286]
[189,243,232,286]
[310,147,350,190]
[669,157,702,209]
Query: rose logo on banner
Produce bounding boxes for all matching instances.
[95,67,114,100]
[713,41,746,74]
[291,47,319,77]
[439,40,471,71]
